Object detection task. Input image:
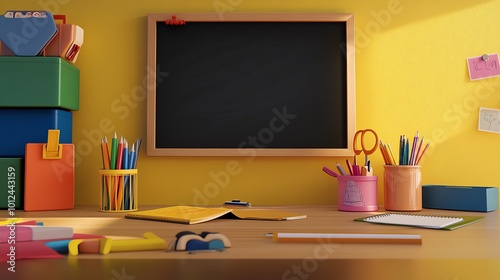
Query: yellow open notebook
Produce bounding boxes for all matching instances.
[124,206,307,225]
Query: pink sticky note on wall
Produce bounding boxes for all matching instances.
[467,53,500,80]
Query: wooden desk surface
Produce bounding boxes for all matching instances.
[2,205,499,280]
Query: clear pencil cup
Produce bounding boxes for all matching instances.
[99,169,138,212]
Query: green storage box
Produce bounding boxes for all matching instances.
[0,158,23,209]
[0,57,79,111]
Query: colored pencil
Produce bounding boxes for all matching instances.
[414,137,425,164]
[404,136,409,165]
[346,159,353,175]
[101,137,110,170]
[110,132,118,170]
[399,135,403,165]
[116,136,124,170]
[386,143,396,165]
[415,142,430,165]
[409,131,419,165]
[100,138,111,210]
[271,233,422,245]
[379,141,390,165]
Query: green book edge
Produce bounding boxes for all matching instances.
[353,214,485,230]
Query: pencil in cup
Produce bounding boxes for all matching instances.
[99,169,138,212]
[100,135,141,211]
[379,132,429,165]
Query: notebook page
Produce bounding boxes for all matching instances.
[363,213,464,229]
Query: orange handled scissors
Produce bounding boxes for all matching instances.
[353,129,379,172]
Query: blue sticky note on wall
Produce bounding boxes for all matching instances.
[0,11,57,56]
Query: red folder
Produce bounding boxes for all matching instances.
[24,130,74,211]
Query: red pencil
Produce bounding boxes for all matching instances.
[116,136,124,170]
[346,159,353,175]
[415,142,430,165]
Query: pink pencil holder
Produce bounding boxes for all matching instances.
[337,175,379,212]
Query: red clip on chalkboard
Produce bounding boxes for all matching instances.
[165,15,185,25]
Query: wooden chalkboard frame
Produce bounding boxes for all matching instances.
[147,13,355,156]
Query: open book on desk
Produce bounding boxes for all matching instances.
[124,205,307,225]
[354,213,484,230]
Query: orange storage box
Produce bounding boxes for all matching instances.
[24,130,74,211]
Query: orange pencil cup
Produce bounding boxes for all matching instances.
[383,165,422,211]
[99,169,138,212]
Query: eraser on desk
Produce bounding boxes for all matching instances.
[422,185,498,212]
[170,231,231,251]
[24,130,75,211]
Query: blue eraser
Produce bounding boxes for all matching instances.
[185,239,225,251]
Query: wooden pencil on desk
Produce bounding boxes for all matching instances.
[271,233,422,245]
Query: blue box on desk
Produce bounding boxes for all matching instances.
[422,185,498,212]
[0,109,72,157]
[0,57,79,111]
[0,158,23,209]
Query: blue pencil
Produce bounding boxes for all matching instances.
[136,138,142,155]
[129,143,136,170]
[128,143,136,209]
[134,138,141,168]
[122,140,129,170]
[405,139,410,165]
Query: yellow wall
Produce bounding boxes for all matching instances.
[2,0,500,206]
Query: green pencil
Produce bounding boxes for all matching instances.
[110,132,118,170]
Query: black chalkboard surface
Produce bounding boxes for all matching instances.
[147,13,355,156]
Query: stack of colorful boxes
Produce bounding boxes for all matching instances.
[0,10,82,211]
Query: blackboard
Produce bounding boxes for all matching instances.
[146,13,355,156]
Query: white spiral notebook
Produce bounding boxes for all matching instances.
[356,213,470,229]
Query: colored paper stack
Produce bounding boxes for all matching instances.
[0,11,84,211]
